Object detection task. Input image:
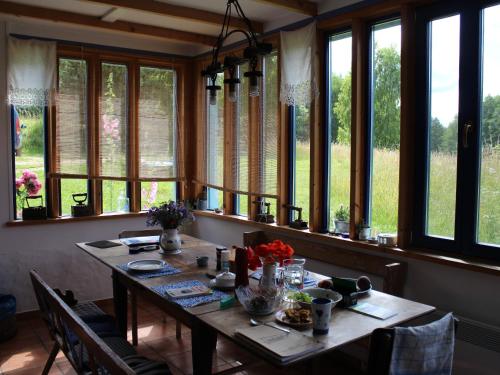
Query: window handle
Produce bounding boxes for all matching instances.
[462,121,473,149]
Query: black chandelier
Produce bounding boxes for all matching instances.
[202,0,272,105]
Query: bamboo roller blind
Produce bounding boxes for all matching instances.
[54,60,181,182]
[197,51,279,198]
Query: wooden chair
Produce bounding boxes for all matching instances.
[118,230,183,344]
[29,270,171,375]
[367,316,459,374]
[243,230,408,296]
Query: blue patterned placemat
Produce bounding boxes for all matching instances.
[116,263,181,279]
[250,270,317,288]
[151,280,229,308]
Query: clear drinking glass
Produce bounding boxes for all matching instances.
[283,258,306,291]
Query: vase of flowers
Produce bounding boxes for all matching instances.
[15,170,44,219]
[146,201,194,254]
[247,240,294,289]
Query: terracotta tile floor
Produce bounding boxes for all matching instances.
[0,298,322,375]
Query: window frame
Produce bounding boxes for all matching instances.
[364,15,402,235]
[10,44,185,221]
[322,26,354,234]
[414,0,500,260]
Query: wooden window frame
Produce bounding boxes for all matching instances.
[10,44,189,222]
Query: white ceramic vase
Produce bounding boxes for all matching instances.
[160,228,182,254]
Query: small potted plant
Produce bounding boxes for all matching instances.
[334,204,350,234]
[146,201,194,254]
[357,218,371,241]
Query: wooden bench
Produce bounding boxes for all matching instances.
[30,270,171,375]
[243,230,407,296]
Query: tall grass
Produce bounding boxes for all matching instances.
[294,143,499,245]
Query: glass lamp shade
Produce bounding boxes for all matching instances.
[209,90,217,105]
[228,83,238,102]
[249,83,260,97]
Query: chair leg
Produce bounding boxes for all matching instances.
[42,342,60,375]
[176,319,182,339]
[131,292,138,346]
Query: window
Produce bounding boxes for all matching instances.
[234,64,249,216]
[57,58,89,216]
[206,73,225,201]
[416,1,500,258]
[326,31,352,231]
[100,62,129,212]
[367,19,401,235]
[138,66,178,208]
[12,105,46,219]
[260,51,279,217]
[291,105,310,222]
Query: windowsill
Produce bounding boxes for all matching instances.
[5,211,147,226]
[194,210,500,277]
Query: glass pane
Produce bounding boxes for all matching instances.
[207,187,223,210]
[61,179,88,216]
[102,180,128,213]
[57,58,88,175]
[236,194,248,217]
[141,181,176,210]
[294,105,310,222]
[426,15,460,239]
[328,31,352,231]
[261,51,279,195]
[369,20,401,235]
[138,67,177,179]
[207,74,224,187]
[13,106,45,219]
[478,5,500,246]
[100,63,128,178]
[234,64,249,193]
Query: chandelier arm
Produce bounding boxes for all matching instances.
[232,0,259,44]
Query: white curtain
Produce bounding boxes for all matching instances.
[280,22,319,106]
[7,37,57,106]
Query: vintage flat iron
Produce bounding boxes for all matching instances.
[252,200,275,223]
[71,193,92,217]
[284,204,308,230]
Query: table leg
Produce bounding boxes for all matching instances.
[191,319,217,375]
[112,270,128,338]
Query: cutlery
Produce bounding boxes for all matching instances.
[250,318,290,333]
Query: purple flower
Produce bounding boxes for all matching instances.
[146,201,195,230]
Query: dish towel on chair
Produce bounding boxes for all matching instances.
[389,313,455,375]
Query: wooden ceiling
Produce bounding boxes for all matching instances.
[0,0,321,47]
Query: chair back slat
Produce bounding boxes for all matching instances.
[30,270,136,375]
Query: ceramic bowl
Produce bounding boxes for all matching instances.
[297,287,343,310]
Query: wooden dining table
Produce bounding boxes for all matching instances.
[76,233,435,375]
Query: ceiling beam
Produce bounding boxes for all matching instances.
[0,1,218,46]
[80,0,264,33]
[253,0,317,16]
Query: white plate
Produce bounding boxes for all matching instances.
[275,309,312,328]
[127,259,165,272]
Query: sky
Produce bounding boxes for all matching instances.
[328,4,500,127]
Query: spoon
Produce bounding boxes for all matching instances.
[250,318,290,333]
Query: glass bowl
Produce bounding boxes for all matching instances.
[235,285,284,316]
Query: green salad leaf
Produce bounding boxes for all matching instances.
[292,291,312,303]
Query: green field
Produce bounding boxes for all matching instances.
[294,142,499,245]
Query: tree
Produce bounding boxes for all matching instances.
[442,115,458,154]
[330,74,344,143]
[481,95,500,149]
[334,73,351,144]
[430,117,444,152]
[373,47,401,149]
[330,46,401,149]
